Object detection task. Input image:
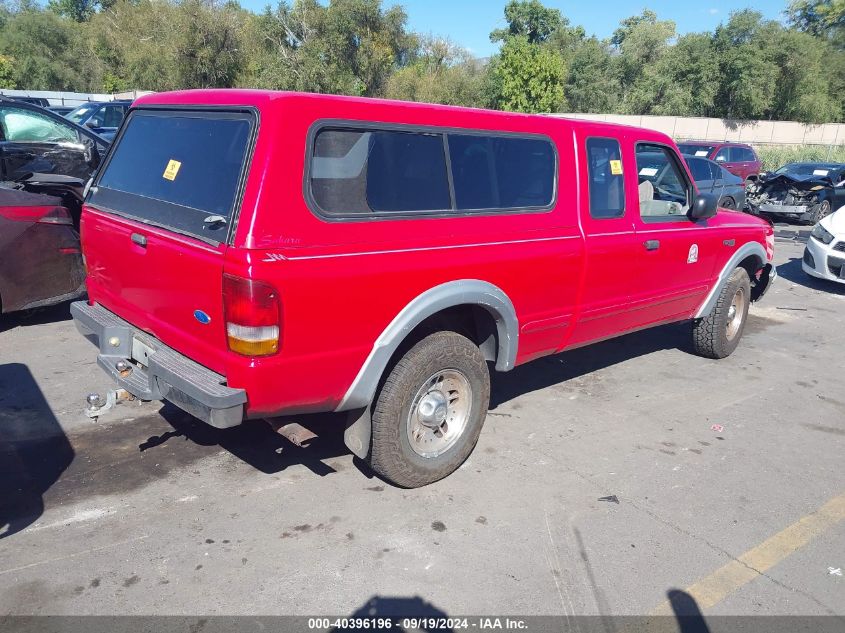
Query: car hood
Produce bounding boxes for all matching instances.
[821,206,845,236]
[762,172,832,189]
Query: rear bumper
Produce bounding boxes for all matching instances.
[71,301,246,428]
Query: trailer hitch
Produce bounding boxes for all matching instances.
[85,388,135,420]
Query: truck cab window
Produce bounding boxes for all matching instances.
[635,144,691,220]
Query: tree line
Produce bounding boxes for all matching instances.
[0,0,843,123]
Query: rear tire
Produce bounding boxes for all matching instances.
[692,267,751,359]
[720,196,736,210]
[368,331,490,488]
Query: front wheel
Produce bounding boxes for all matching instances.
[720,196,736,210]
[808,199,832,225]
[368,331,490,488]
[692,267,751,359]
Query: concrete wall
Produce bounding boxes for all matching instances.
[552,113,845,147]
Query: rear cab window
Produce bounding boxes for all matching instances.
[89,109,256,243]
[307,122,557,219]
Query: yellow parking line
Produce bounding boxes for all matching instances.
[651,492,845,615]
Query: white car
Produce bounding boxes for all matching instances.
[803,205,845,284]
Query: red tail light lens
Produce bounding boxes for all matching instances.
[36,207,74,225]
[223,274,281,357]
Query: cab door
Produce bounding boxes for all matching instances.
[629,141,719,327]
[566,133,642,347]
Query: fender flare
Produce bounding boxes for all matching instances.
[336,279,518,414]
[694,241,766,319]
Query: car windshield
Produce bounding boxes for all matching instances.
[775,163,840,178]
[678,143,715,158]
[66,104,97,124]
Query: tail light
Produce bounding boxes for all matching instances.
[3,206,73,224]
[37,207,74,225]
[223,274,281,357]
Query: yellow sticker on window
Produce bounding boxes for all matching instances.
[609,159,623,175]
[163,159,181,181]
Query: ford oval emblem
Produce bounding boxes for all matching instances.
[193,310,211,325]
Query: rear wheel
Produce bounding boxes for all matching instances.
[720,196,736,210]
[368,331,490,488]
[692,267,751,359]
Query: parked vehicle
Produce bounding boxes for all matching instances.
[6,96,51,108]
[0,182,85,313]
[676,141,762,182]
[680,154,746,210]
[0,97,110,182]
[72,90,776,487]
[48,105,75,116]
[746,163,845,225]
[65,101,132,141]
[803,204,845,284]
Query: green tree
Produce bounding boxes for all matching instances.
[0,8,93,90]
[491,35,564,113]
[239,0,414,96]
[563,37,618,113]
[385,36,489,106]
[611,9,676,113]
[490,0,561,44]
[788,0,844,46]
[0,53,15,88]
[175,0,244,88]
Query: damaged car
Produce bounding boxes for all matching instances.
[0,99,107,313]
[0,180,86,313]
[746,162,845,224]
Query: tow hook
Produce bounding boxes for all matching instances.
[86,388,135,420]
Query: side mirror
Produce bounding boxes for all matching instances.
[690,193,718,220]
[85,119,99,129]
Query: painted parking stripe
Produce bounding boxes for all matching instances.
[651,491,845,615]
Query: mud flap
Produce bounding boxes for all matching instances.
[343,407,371,459]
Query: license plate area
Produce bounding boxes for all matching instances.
[131,338,155,368]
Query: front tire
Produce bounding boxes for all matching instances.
[720,196,736,210]
[808,199,832,225]
[368,331,490,488]
[692,267,751,359]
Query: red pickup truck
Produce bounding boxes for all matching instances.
[72,90,776,487]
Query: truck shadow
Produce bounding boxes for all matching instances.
[157,405,370,479]
[776,257,845,295]
[490,321,690,410]
[0,363,74,539]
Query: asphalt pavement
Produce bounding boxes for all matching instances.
[1,231,843,619]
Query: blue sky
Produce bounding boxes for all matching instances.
[237,0,789,57]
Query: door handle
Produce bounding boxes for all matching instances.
[130,233,147,247]
[644,239,660,251]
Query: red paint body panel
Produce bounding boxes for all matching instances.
[81,90,774,419]
[680,141,762,181]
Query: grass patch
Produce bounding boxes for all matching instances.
[757,145,845,171]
